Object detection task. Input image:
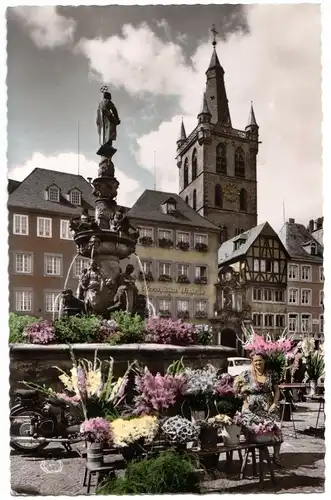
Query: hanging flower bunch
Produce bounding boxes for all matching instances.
[110,416,159,447]
[241,324,293,356]
[214,374,235,397]
[145,317,197,345]
[161,416,199,444]
[183,365,218,396]
[133,367,187,415]
[80,417,112,443]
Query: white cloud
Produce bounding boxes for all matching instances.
[11,7,76,49]
[9,152,140,208]
[78,4,322,231]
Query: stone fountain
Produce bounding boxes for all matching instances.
[61,86,146,318]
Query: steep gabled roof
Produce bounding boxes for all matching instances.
[128,189,219,232]
[279,221,323,263]
[8,168,95,216]
[218,221,289,265]
[8,179,21,194]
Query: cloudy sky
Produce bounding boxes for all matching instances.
[6,4,322,231]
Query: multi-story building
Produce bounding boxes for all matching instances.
[127,189,220,321]
[8,168,95,320]
[216,222,290,349]
[176,41,259,242]
[279,218,324,342]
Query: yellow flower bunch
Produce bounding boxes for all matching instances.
[208,414,233,427]
[110,416,159,447]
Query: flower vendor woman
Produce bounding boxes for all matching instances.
[235,352,283,466]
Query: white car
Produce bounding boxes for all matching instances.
[227,357,251,377]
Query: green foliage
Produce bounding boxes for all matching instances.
[108,311,145,344]
[97,450,199,495]
[166,357,185,376]
[267,352,287,382]
[306,352,325,381]
[9,313,41,343]
[53,315,102,343]
[214,396,243,417]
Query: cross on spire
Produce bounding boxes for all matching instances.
[211,24,218,48]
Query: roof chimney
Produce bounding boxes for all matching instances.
[308,219,314,232]
[288,218,295,224]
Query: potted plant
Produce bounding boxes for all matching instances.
[177,274,190,284]
[305,351,325,396]
[159,274,172,282]
[110,415,159,461]
[194,276,207,285]
[139,236,153,246]
[182,365,218,419]
[80,417,112,467]
[195,242,208,252]
[208,413,242,446]
[158,238,174,248]
[161,416,200,449]
[177,241,190,251]
[177,310,190,319]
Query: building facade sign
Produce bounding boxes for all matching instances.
[138,285,206,296]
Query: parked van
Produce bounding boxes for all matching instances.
[227,357,251,377]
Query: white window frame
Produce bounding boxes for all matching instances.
[74,257,89,277]
[274,289,285,303]
[141,261,152,274]
[177,300,189,311]
[252,288,262,301]
[159,262,171,276]
[252,312,263,328]
[264,313,274,328]
[288,263,299,281]
[15,290,32,312]
[301,264,312,282]
[178,263,189,277]
[196,300,207,312]
[37,217,52,238]
[158,228,172,240]
[275,314,286,328]
[320,266,324,282]
[45,291,61,313]
[177,231,190,243]
[15,253,33,274]
[159,298,171,311]
[263,289,273,302]
[45,254,62,276]
[48,186,60,202]
[195,265,207,279]
[60,220,73,240]
[140,227,153,239]
[13,214,29,236]
[195,233,208,245]
[70,190,81,206]
[288,313,299,332]
[301,313,312,334]
[288,287,299,305]
[253,259,259,272]
[301,288,312,306]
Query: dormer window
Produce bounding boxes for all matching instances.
[70,189,81,206]
[48,186,60,202]
[162,197,177,214]
[233,234,247,251]
[311,243,317,255]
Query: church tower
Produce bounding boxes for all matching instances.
[177,26,259,242]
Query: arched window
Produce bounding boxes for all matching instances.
[215,184,222,208]
[183,158,189,188]
[192,149,197,180]
[185,195,189,205]
[239,188,247,211]
[216,143,227,174]
[193,189,197,210]
[235,147,245,178]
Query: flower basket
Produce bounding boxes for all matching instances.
[195,242,208,252]
[221,424,241,446]
[199,426,218,451]
[158,238,174,249]
[177,241,190,251]
[139,236,153,246]
[86,442,105,467]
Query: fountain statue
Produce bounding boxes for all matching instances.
[62,86,146,318]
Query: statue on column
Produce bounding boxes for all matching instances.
[96,86,121,157]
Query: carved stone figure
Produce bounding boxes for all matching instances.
[96,86,120,157]
[118,264,139,313]
[98,157,115,178]
[109,209,125,232]
[61,289,85,316]
[223,285,233,310]
[107,285,128,314]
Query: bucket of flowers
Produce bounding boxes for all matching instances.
[208,412,242,446]
[80,417,112,467]
[182,365,218,420]
[161,415,200,452]
[213,373,243,418]
[110,415,160,461]
[240,411,280,444]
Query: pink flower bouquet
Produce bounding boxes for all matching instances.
[80,417,112,443]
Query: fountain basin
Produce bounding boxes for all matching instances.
[75,229,136,260]
[9,343,235,396]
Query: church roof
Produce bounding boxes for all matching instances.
[246,102,258,128]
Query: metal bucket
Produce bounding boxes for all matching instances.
[86,442,104,467]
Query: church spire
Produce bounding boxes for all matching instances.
[198,92,211,122]
[204,25,231,127]
[246,101,258,128]
[176,117,187,149]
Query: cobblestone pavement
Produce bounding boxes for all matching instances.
[10,402,325,495]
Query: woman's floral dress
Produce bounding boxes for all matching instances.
[235,369,283,442]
